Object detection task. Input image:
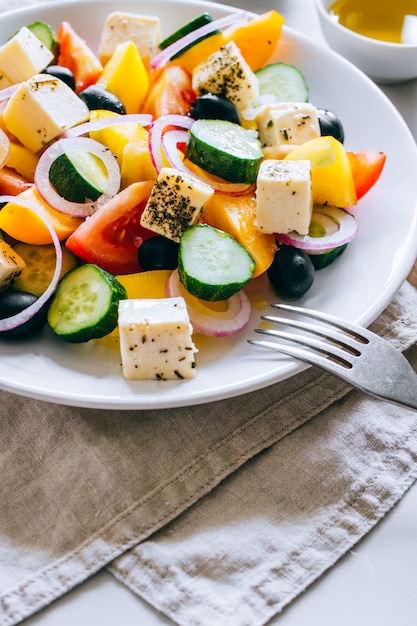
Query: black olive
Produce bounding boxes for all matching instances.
[267,244,315,300]
[78,85,126,114]
[189,93,241,125]
[0,290,48,339]
[44,65,76,91]
[317,108,345,144]
[138,236,180,271]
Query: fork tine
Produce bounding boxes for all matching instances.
[253,327,354,368]
[270,303,370,344]
[247,337,353,374]
[260,314,361,356]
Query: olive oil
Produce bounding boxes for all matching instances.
[328,0,417,43]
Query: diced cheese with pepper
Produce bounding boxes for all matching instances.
[140,167,214,242]
[255,159,312,235]
[192,40,259,111]
[0,26,54,85]
[98,11,161,67]
[0,240,26,291]
[118,297,198,380]
[3,74,90,153]
[256,102,320,148]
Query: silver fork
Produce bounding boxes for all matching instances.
[248,303,417,412]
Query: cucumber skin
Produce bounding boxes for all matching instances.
[159,13,217,59]
[186,120,263,184]
[47,264,127,343]
[178,225,255,301]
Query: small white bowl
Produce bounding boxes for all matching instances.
[314,0,417,83]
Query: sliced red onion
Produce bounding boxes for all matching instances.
[151,12,250,70]
[161,127,254,195]
[0,83,19,103]
[62,113,153,138]
[276,205,358,253]
[34,137,121,217]
[148,114,194,173]
[167,269,251,336]
[0,127,10,169]
[0,195,63,332]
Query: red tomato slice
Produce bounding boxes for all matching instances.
[347,149,387,200]
[57,21,103,93]
[0,167,33,195]
[142,65,196,118]
[66,181,157,274]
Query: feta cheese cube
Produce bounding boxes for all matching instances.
[255,159,312,235]
[192,41,259,111]
[99,12,161,66]
[0,240,26,291]
[118,297,198,380]
[256,102,320,148]
[140,167,214,242]
[0,26,54,85]
[3,74,90,153]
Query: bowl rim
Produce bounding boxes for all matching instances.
[314,0,417,49]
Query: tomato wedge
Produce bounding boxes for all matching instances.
[142,65,195,118]
[57,21,103,93]
[347,149,386,200]
[65,181,158,274]
[0,167,33,196]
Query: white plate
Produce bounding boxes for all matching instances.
[1,0,417,410]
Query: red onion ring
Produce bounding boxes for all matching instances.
[0,84,19,103]
[34,137,121,217]
[151,12,250,70]
[276,206,358,252]
[62,113,153,138]
[167,269,251,337]
[0,195,63,332]
[148,114,194,173]
[0,127,10,169]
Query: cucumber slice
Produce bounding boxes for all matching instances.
[49,150,108,203]
[178,224,255,301]
[256,62,309,102]
[47,264,127,342]
[27,21,55,48]
[159,13,217,58]
[12,242,78,297]
[307,244,348,270]
[185,119,263,184]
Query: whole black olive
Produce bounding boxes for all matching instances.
[189,93,241,125]
[44,65,76,91]
[267,244,315,300]
[317,108,345,144]
[78,85,126,114]
[138,236,180,271]
[0,290,49,339]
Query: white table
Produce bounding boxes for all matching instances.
[25,1,417,624]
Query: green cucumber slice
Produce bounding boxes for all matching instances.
[307,244,348,270]
[47,264,127,342]
[12,242,78,297]
[178,224,255,301]
[159,13,217,58]
[49,150,108,203]
[185,119,263,184]
[255,62,309,102]
[27,21,56,50]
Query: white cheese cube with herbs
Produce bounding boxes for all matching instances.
[118,297,198,380]
[140,167,214,242]
[192,40,259,111]
[3,74,90,153]
[0,240,26,291]
[0,26,54,85]
[256,102,320,148]
[99,12,161,66]
[255,159,312,235]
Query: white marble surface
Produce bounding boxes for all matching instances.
[23,1,417,624]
